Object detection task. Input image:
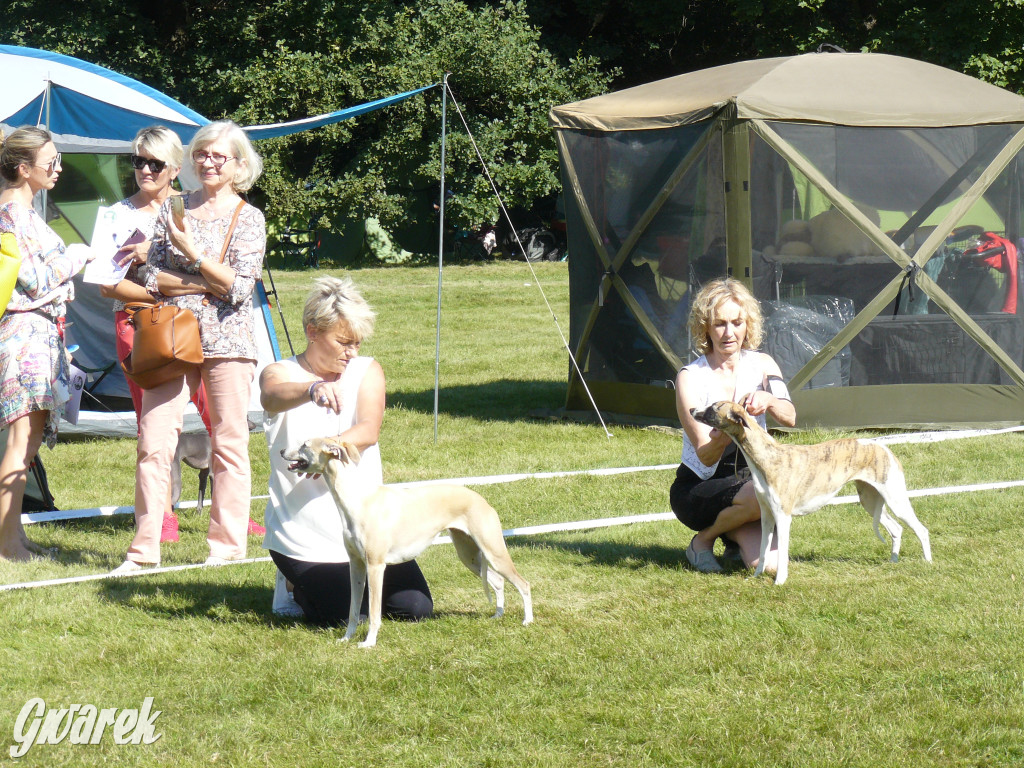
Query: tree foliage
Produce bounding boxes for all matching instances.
[3,0,612,239]
[4,0,1024,244]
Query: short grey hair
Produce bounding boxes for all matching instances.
[187,120,263,192]
[132,126,184,171]
[302,276,376,341]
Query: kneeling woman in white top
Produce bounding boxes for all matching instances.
[260,276,432,624]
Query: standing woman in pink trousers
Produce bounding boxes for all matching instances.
[112,121,265,573]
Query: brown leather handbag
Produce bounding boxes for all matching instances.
[120,302,204,389]
[120,199,246,389]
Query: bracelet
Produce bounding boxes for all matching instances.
[192,256,204,273]
[308,381,320,403]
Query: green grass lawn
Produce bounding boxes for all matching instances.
[1,262,1022,767]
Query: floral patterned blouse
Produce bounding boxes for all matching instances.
[144,192,265,361]
[0,200,87,318]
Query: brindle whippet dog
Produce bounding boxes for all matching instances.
[281,437,533,647]
[692,401,932,585]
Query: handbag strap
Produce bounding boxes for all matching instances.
[217,199,247,264]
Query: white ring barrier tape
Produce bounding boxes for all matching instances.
[5,476,1024,591]
[22,465,680,525]
[23,425,1024,526]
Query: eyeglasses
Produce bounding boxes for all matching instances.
[130,155,168,173]
[192,151,238,168]
[34,153,61,174]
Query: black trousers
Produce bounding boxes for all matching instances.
[270,550,433,627]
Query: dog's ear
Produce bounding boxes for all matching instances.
[340,442,362,464]
[725,404,748,427]
[324,441,346,461]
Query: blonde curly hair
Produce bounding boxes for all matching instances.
[688,278,763,356]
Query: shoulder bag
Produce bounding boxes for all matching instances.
[0,232,21,317]
[120,200,246,389]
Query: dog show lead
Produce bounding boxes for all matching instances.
[259,276,433,626]
[670,277,796,573]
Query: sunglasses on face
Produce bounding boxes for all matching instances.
[34,152,62,174]
[130,155,168,173]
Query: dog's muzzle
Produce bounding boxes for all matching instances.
[280,449,310,473]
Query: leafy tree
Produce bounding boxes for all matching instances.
[2,0,613,246]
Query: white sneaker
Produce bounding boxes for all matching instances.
[204,556,229,566]
[110,559,159,576]
[272,570,304,617]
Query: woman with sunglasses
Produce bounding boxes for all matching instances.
[101,127,216,544]
[113,121,266,573]
[0,126,92,560]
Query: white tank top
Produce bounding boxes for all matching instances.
[680,350,768,480]
[262,355,382,562]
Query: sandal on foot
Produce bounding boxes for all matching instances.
[686,537,724,574]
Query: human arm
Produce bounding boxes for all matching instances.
[675,367,733,467]
[165,205,264,304]
[165,214,237,297]
[741,353,797,428]
[332,360,385,453]
[0,205,89,300]
[99,278,154,303]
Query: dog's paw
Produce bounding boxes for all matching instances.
[357,639,377,649]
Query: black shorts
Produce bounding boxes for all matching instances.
[270,550,433,627]
[669,449,751,532]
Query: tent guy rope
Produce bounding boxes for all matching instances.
[443,79,613,439]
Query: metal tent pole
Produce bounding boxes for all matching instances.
[433,73,450,443]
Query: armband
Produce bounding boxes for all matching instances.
[765,375,791,401]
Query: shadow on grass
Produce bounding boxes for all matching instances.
[97,577,273,622]
[512,535,849,574]
[389,379,566,422]
[513,535,690,571]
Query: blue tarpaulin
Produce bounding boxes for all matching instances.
[0,45,436,151]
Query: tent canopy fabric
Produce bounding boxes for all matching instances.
[549,52,1024,132]
[0,45,207,153]
[0,44,436,152]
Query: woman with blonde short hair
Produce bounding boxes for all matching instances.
[113,120,266,573]
[259,276,433,624]
[670,277,796,573]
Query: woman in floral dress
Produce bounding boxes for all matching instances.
[0,126,91,561]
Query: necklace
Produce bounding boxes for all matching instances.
[297,351,339,382]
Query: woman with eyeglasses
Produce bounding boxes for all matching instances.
[113,120,266,574]
[100,126,214,544]
[0,126,92,561]
[258,276,433,624]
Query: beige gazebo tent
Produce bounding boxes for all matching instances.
[550,52,1024,429]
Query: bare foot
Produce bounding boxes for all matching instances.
[21,537,52,556]
[0,542,34,562]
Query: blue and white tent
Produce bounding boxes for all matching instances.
[0,44,434,151]
[0,45,208,153]
[0,44,435,439]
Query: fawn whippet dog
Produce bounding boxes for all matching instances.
[281,437,533,647]
[691,401,932,585]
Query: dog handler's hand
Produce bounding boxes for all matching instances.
[743,391,771,417]
[309,380,343,414]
